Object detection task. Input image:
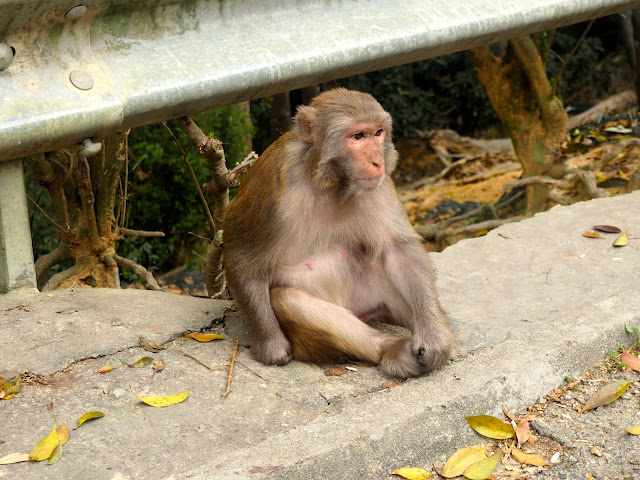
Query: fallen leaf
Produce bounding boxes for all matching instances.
[390,467,431,479]
[441,445,487,478]
[325,367,348,376]
[620,351,640,371]
[582,379,631,412]
[57,424,69,445]
[605,125,633,134]
[502,406,516,422]
[47,402,54,410]
[384,381,398,389]
[29,420,59,461]
[0,452,31,465]
[0,376,22,400]
[463,449,501,480]
[132,356,153,368]
[139,337,167,352]
[589,445,602,457]
[48,443,63,465]
[135,389,190,407]
[582,231,601,238]
[76,411,105,429]
[98,366,117,374]
[515,419,531,445]
[152,359,165,373]
[627,425,640,435]
[593,225,622,233]
[511,447,549,466]
[466,415,515,439]
[185,332,225,342]
[613,232,629,247]
[550,452,561,463]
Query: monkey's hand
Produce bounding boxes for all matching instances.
[251,330,294,366]
[380,329,455,379]
[411,327,456,370]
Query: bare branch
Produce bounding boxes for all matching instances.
[502,175,570,192]
[119,228,165,238]
[552,20,594,98]
[114,254,163,291]
[26,194,65,232]
[228,152,258,187]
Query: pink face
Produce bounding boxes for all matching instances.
[344,123,386,188]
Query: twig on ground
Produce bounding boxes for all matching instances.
[235,360,266,380]
[177,349,227,372]
[223,340,239,398]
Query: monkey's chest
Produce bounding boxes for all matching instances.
[273,248,361,305]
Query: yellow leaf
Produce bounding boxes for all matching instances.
[98,366,117,374]
[29,421,59,461]
[57,424,69,445]
[0,376,22,399]
[135,389,190,407]
[511,447,549,466]
[582,231,601,238]
[463,449,502,480]
[186,332,225,342]
[613,232,629,247]
[466,415,515,439]
[0,452,31,465]
[626,425,640,435]
[441,445,487,478]
[76,411,105,428]
[132,356,153,368]
[582,379,631,412]
[390,467,431,479]
[48,443,63,465]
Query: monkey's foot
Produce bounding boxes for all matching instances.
[379,336,453,379]
[251,335,294,366]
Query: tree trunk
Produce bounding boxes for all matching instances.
[473,35,568,213]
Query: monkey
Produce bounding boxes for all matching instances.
[223,88,455,379]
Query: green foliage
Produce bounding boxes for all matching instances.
[337,52,499,137]
[117,104,254,277]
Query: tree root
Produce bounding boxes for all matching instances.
[42,256,92,291]
[114,255,162,291]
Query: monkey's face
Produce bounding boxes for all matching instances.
[343,122,387,189]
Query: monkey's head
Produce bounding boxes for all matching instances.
[294,88,398,193]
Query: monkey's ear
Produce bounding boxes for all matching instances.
[296,106,317,144]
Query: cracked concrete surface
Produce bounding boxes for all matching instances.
[0,192,639,479]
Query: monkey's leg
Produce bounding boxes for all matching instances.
[270,287,391,366]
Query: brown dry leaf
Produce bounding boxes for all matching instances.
[139,337,167,352]
[0,452,31,465]
[626,425,640,435]
[589,446,602,457]
[620,351,640,371]
[511,447,549,466]
[582,379,631,412]
[582,231,601,238]
[463,449,502,480]
[57,424,70,445]
[76,411,105,429]
[384,380,398,389]
[502,406,516,422]
[613,232,629,247]
[593,225,622,233]
[98,366,117,374]
[390,467,431,479]
[47,402,54,410]
[325,367,348,376]
[185,332,225,342]
[441,445,487,478]
[515,419,531,445]
[29,420,59,461]
[466,415,515,439]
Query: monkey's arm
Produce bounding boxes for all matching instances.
[382,237,455,369]
[230,275,293,365]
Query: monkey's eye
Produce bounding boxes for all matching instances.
[352,132,365,140]
[374,128,384,136]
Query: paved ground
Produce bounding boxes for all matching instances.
[0,192,639,479]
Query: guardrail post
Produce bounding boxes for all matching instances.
[0,159,37,292]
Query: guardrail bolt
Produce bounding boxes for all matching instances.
[69,70,94,90]
[0,44,14,71]
[78,138,102,158]
[66,5,88,20]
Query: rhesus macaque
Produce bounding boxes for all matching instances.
[223,89,455,378]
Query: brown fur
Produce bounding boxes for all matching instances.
[223,89,455,378]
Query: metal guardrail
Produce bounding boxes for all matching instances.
[1,0,639,292]
[1,0,640,162]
